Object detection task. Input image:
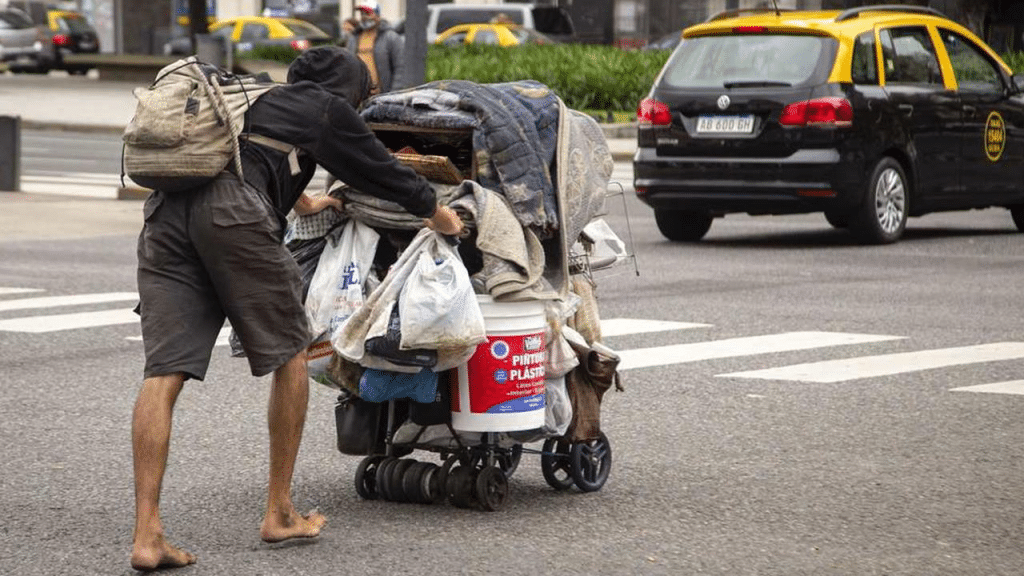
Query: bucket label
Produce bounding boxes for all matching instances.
[466,334,546,415]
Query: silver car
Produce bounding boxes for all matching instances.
[0,7,54,72]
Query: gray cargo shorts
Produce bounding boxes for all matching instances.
[136,174,310,380]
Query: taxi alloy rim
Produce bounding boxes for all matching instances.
[874,167,906,234]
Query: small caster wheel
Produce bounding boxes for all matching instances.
[540,438,574,490]
[419,462,445,504]
[375,457,398,501]
[474,466,509,512]
[401,461,432,504]
[570,432,612,492]
[446,466,476,509]
[389,458,416,503]
[354,455,386,500]
[497,444,523,478]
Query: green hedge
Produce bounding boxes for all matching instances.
[241,43,671,113]
[426,44,670,112]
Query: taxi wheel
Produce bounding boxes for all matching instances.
[851,157,908,245]
[1010,205,1024,232]
[654,209,713,242]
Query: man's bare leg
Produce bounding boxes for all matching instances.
[131,374,197,570]
[260,352,326,543]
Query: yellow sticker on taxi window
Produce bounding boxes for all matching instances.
[985,111,1005,162]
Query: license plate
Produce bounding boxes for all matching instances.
[696,114,755,134]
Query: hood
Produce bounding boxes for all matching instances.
[286,46,372,108]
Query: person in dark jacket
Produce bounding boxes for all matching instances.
[347,0,406,94]
[129,46,462,571]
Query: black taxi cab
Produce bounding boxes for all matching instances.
[633,5,1024,244]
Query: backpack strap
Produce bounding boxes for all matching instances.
[240,133,302,176]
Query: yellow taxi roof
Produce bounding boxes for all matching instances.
[685,8,974,42]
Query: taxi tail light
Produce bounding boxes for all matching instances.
[638,98,672,126]
[733,26,766,33]
[52,34,71,46]
[290,39,311,51]
[780,97,853,127]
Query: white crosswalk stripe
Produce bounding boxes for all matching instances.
[0,292,138,313]
[721,343,1024,383]
[617,331,904,371]
[950,381,1024,395]
[4,289,1024,394]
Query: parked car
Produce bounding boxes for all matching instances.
[425,3,574,44]
[47,9,99,74]
[435,23,556,47]
[0,6,54,73]
[633,5,1024,244]
[164,16,332,56]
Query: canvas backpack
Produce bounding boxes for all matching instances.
[122,57,298,193]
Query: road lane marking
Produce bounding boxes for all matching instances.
[618,331,902,371]
[0,292,137,312]
[950,380,1024,396]
[600,318,710,337]
[0,288,45,296]
[721,342,1024,383]
[0,309,137,332]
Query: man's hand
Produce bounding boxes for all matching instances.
[293,193,343,216]
[423,204,464,236]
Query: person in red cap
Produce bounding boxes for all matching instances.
[129,46,461,571]
[346,0,406,94]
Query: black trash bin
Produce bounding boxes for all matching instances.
[0,115,20,192]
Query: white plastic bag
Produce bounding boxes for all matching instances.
[304,219,379,338]
[399,237,486,352]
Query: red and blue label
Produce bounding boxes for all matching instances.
[464,332,546,414]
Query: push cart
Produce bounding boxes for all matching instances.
[302,80,628,511]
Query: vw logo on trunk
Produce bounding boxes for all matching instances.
[717,95,731,110]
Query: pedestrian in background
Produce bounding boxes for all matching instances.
[346,0,406,94]
[337,16,360,49]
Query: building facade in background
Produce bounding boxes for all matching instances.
[66,0,1023,55]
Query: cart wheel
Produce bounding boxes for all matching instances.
[354,455,386,500]
[474,466,509,512]
[540,438,574,491]
[401,461,431,504]
[375,457,398,501]
[445,466,476,509]
[419,462,445,504]
[389,459,416,503]
[436,454,460,501]
[570,432,612,492]
[497,444,523,478]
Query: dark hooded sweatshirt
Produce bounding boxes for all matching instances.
[238,47,435,229]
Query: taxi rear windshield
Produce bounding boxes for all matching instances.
[662,34,835,89]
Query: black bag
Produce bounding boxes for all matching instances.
[334,392,385,455]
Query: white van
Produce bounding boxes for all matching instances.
[425,3,574,43]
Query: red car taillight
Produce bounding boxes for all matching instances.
[780,97,853,127]
[290,39,311,51]
[52,34,71,47]
[638,98,672,126]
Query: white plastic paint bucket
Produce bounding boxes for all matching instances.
[451,295,547,432]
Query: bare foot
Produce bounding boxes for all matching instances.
[131,535,196,571]
[260,510,327,543]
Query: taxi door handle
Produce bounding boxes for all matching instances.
[898,104,914,116]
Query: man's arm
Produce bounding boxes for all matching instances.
[293,192,342,216]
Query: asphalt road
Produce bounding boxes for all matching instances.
[1,161,1023,575]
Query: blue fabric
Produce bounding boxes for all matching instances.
[358,367,439,403]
